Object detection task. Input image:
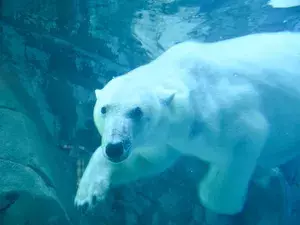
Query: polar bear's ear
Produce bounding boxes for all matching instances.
[95,89,102,100]
[157,88,176,106]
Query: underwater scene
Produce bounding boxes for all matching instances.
[1,0,300,225]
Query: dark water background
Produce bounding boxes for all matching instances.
[1,0,300,224]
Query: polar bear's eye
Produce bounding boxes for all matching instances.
[101,106,107,115]
[128,106,143,120]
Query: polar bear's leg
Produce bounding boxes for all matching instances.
[75,145,180,210]
[199,155,258,215]
[198,110,268,215]
[75,146,111,209]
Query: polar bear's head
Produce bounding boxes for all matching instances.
[93,77,175,163]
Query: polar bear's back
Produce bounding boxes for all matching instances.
[203,32,300,167]
[204,32,300,167]
[152,32,300,97]
[212,32,300,95]
[151,32,300,168]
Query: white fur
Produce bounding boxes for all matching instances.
[75,32,300,215]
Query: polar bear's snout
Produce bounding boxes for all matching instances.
[105,142,124,159]
[101,115,134,163]
[104,139,131,163]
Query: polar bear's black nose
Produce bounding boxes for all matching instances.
[105,142,124,161]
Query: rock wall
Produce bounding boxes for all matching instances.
[0,68,76,225]
[1,0,150,150]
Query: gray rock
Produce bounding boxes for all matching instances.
[0,160,70,225]
[0,72,75,225]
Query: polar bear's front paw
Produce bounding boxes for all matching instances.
[74,178,109,213]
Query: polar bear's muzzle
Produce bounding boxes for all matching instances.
[104,139,131,163]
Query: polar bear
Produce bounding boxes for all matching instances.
[75,32,300,215]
